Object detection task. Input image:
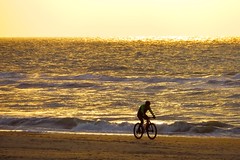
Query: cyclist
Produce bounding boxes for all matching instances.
[137,101,156,129]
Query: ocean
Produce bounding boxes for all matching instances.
[0,37,239,137]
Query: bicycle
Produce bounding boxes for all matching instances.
[133,118,157,140]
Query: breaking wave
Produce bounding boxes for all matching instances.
[0,117,239,137]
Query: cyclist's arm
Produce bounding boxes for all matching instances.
[149,107,155,117]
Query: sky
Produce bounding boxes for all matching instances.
[0,0,240,38]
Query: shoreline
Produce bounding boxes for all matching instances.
[1,129,239,138]
[1,131,240,160]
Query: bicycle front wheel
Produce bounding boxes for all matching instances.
[147,123,157,140]
[133,123,143,139]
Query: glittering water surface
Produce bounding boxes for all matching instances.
[0,37,239,135]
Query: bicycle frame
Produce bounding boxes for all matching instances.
[133,117,157,140]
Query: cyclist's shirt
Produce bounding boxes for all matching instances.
[139,104,149,115]
[137,104,155,118]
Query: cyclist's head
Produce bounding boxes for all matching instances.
[145,101,151,106]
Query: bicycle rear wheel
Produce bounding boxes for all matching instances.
[146,123,157,140]
[133,123,143,139]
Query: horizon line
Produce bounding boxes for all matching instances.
[0,36,240,42]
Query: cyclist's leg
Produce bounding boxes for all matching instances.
[137,115,144,133]
[143,115,150,129]
[137,114,144,126]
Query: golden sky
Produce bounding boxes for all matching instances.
[1,0,240,38]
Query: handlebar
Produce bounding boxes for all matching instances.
[149,116,156,119]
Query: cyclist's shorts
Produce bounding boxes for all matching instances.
[138,113,149,120]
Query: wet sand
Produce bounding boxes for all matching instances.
[0,131,239,160]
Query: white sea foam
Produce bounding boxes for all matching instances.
[0,117,239,137]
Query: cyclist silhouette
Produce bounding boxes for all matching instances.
[137,101,156,128]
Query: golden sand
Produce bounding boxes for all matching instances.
[0,131,239,160]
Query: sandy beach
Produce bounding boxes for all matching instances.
[0,131,239,160]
